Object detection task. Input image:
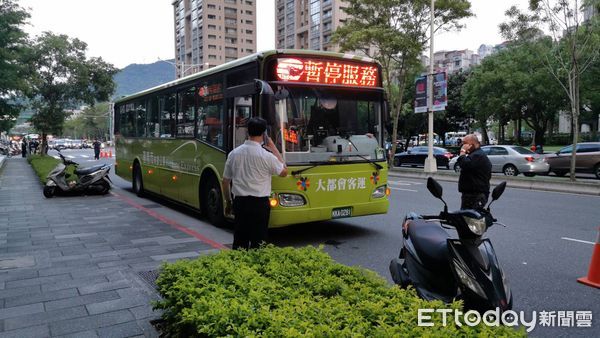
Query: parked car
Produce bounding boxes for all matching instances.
[393,146,454,169]
[53,139,68,151]
[450,145,549,176]
[544,142,600,179]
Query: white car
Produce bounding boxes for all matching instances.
[450,145,550,176]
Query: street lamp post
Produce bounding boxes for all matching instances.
[424,0,437,173]
[158,58,210,78]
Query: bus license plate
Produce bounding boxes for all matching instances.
[332,207,352,219]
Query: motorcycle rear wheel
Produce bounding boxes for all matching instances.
[97,180,110,195]
[43,186,55,198]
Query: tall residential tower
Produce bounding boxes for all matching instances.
[276,0,349,52]
[173,0,257,78]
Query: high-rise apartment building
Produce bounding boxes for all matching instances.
[276,0,348,52]
[173,0,257,78]
[431,49,481,74]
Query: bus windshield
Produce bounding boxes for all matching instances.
[271,85,384,165]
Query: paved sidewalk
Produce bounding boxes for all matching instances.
[0,158,222,337]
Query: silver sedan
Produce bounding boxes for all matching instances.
[450,145,550,176]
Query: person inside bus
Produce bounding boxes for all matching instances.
[222,117,287,250]
[307,98,338,145]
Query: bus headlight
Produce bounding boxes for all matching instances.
[278,193,306,207]
[372,185,387,198]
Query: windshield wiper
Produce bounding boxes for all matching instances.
[290,161,330,176]
[345,138,384,171]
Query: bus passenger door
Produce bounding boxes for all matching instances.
[228,96,253,148]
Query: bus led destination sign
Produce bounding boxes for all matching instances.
[275,58,379,87]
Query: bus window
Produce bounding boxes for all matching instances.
[134,99,146,137]
[233,96,252,147]
[177,87,196,138]
[159,93,176,138]
[147,97,160,138]
[273,86,382,162]
[122,103,136,137]
[114,105,124,135]
[198,101,224,149]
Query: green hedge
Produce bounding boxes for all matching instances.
[28,154,76,184]
[154,246,524,337]
[28,155,61,183]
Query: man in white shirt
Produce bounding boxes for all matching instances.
[222,117,287,249]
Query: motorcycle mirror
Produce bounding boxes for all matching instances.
[427,177,448,213]
[491,181,507,201]
[426,177,443,199]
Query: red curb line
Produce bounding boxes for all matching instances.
[111,191,227,250]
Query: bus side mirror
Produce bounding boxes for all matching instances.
[254,79,277,125]
[255,79,274,95]
[383,99,390,124]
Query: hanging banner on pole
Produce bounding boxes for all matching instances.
[414,75,428,113]
[432,71,447,111]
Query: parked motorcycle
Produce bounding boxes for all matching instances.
[43,150,112,198]
[389,177,511,312]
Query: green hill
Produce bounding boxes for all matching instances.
[113,60,176,99]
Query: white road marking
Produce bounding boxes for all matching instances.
[389,187,418,192]
[561,237,595,245]
[388,181,413,186]
[388,180,423,185]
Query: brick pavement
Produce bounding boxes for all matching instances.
[0,158,222,337]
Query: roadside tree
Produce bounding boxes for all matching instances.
[63,103,110,140]
[0,0,30,132]
[333,0,473,164]
[26,32,117,154]
[500,0,600,181]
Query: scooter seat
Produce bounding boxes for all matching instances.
[75,164,106,175]
[407,220,450,267]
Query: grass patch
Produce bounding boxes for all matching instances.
[155,245,525,337]
[28,154,75,184]
[542,145,562,153]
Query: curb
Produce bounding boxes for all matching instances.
[389,168,600,196]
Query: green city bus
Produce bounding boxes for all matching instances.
[114,50,390,227]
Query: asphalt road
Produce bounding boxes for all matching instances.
[60,148,599,336]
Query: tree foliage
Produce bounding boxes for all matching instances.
[500,0,600,181]
[0,0,30,132]
[462,41,568,146]
[333,0,473,162]
[26,32,117,153]
[63,102,110,140]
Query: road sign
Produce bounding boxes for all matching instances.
[414,76,428,113]
[414,72,447,113]
[432,72,447,111]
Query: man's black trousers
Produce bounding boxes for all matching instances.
[232,196,270,250]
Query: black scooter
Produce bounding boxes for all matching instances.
[389,178,511,312]
[43,150,112,198]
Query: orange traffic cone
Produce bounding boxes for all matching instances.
[577,228,600,289]
[108,150,112,158]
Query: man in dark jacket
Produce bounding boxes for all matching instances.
[457,134,491,210]
[93,139,101,160]
[21,139,27,157]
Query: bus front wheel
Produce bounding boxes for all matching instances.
[202,178,225,226]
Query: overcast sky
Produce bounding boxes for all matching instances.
[18,0,525,69]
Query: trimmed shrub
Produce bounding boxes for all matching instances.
[28,155,76,183]
[28,155,61,183]
[154,246,524,337]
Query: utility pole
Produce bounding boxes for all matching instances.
[108,102,114,145]
[424,0,437,173]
